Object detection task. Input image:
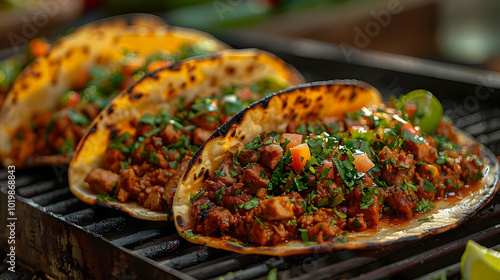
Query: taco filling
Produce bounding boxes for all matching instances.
[9,45,215,167]
[85,80,287,212]
[187,92,485,246]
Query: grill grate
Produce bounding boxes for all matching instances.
[2,36,500,279]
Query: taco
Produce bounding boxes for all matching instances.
[173,80,499,256]
[68,49,304,220]
[0,15,228,168]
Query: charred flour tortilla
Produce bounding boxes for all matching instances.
[0,15,228,168]
[173,80,499,256]
[68,49,304,221]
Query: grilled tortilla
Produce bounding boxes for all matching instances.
[173,80,499,256]
[68,49,304,221]
[0,15,228,168]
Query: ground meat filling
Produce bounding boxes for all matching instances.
[85,81,285,211]
[189,105,485,246]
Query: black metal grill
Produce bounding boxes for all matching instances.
[2,33,500,280]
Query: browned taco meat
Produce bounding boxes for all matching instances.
[85,80,291,213]
[188,106,485,246]
[173,82,495,255]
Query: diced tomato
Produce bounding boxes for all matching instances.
[28,38,50,57]
[401,123,419,136]
[236,87,252,102]
[147,60,173,73]
[352,153,375,173]
[281,133,303,153]
[290,143,310,173]
[317,160,334,179]
[64,91,80,108]
[404,103,418,119]
[122,57,145,77]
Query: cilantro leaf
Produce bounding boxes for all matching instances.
[68,110,90,126]
[416,198,434,213]
[403,129,425,144]
[239,197,259,210]
[423,179,437,193]
[138,114,156,126]
[190,190,206,201]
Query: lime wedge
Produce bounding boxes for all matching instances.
[461,240,500,280]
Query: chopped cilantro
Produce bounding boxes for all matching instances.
[229,168,238,177]
[185,231,197,238]
[404,180,418,192]
[120,161,128,170]
[473,155,484,167]
[68,110,90,126]
[138,114,156,126]
[255,217,269,229]
[317,198,329,207]
[215,187,226,205]
[336,233,348,243]
[239,197,259,210]
[435,155,446,165]
[403,129,425,144]
[415,198,434,213]
[353,218,361,228]
[200,203,215,210]
[215,167,227,177]
[298,228,317,245]
[96,192,118,202]
[149,152,159,165]
[222,94,245,115]
[472,172,484,181]
[204,115,219,123]
[233,150,241,166]
[60,138,75,155]
[295,124,306,135]
[423,179,437,193]
[334,207,347,219]
[190,190,206,201]
[244,132,275,150]
[418,216,434,222]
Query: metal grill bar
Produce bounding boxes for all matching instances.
[30,188,73,205]
[16,180,59,197]
[162,247,229,270]
[43,197,86,214]
[185,254,269,279]
[112,229,166,248]
[134,240,182,260]
[83,216,127,234]
[455,108,500,128]
[63,208,96,224]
